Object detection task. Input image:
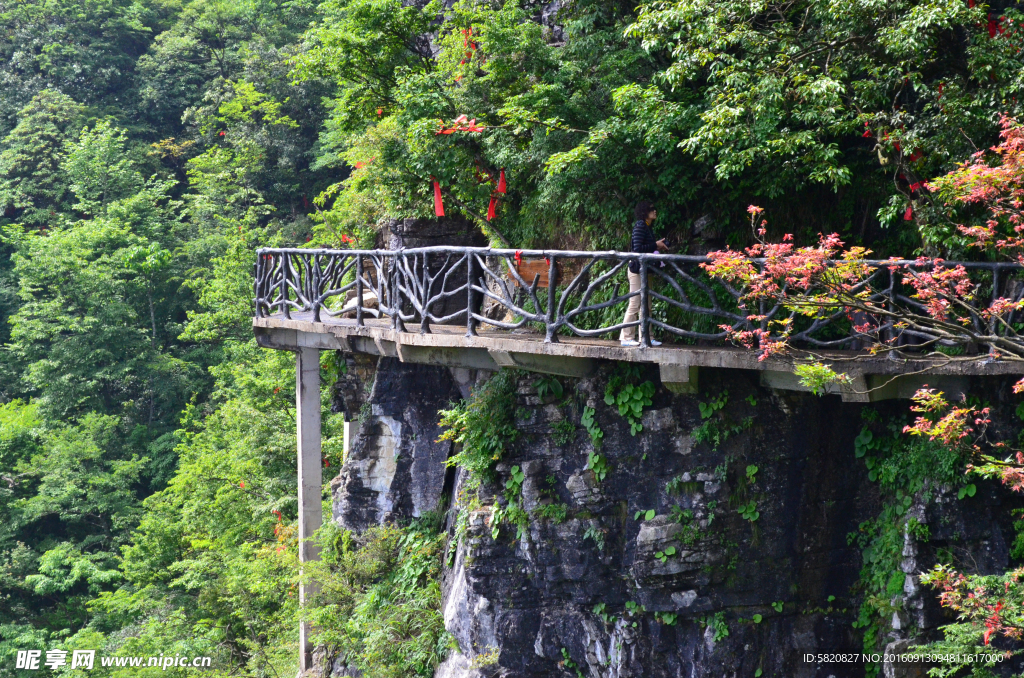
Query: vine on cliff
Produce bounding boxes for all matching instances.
[604,363,654,436]
[847,405,978,676]
[438,369,525,546]
[438,369,519,484]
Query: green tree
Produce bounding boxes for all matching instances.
[65,121,148,217]
[624,0,1024,242]
[0,90,85,227]
[293,0,686,249]
[0,408,145,667]
[0,0,160,135]
[89,343,338,676]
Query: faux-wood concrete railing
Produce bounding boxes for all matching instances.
[254,246,1024,352]
[253,246,1024,670]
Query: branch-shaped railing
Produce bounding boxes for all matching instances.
[254,247,1024,354]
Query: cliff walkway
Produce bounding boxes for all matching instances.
[253,246,1024,403]
[250,244,1024,668]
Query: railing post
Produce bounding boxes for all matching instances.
[885,268,895,345]
[466,252,478,337]
[355,254,364,328]
[312,254,322,324]
[545,255,558,343]
[757,262,765,334]
[991,267,1001,338]
[392,251,405,333]
[281,253,291,319]
[254,258,262,318]
[639,258,651,347]
[420,252,431,335]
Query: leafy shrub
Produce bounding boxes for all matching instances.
[605,380,654,436]
[438,369,519,483]
[309,520,453,678]
[534,503,569,524]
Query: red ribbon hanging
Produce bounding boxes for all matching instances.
[497,169,506,193]
[514,250,522,267]
[487,196,497,221]
[433,178,445,217]
[904,204,914,221]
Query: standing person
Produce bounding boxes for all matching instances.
[620,202,668,346]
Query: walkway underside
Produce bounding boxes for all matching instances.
[254,313,1024,402]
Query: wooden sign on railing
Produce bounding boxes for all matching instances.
[513,259,560,288]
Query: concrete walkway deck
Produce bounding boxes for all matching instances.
[254,312,1024,402]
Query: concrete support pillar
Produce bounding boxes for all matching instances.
[296,347,322,672]
[343,419,351,463]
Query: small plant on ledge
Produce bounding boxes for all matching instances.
[583,524,606,551]
[737,500,760,522]
[604,364,654,436]
[534,375,564,401]
[581,406,604,447]
[552,418,575,446]
[654,545,677,563]
[586,451,611,481]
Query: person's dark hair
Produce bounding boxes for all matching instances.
[634,201,655,221]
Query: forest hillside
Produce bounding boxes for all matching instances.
[1,0,1023,676]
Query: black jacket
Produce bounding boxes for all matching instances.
[629,219,658,273]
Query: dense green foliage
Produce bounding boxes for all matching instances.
[847,409,971,674]
[0,0,336,673]
[308,520,452,677]
[438,368,519,483]
[0,0,1022,674]
[295,0,1024,251]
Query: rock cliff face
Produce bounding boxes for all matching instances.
[332,357,465,531]
[326,360,1024,678]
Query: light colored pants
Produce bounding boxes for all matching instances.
[619,270,644,341]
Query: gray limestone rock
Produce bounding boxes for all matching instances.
[332,357,461,531]
[323,361,1024,678]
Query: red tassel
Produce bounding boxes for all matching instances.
[904,205,914,221]
[487,196,497,221]
[497,169,506,194]
[433,179,444,217]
